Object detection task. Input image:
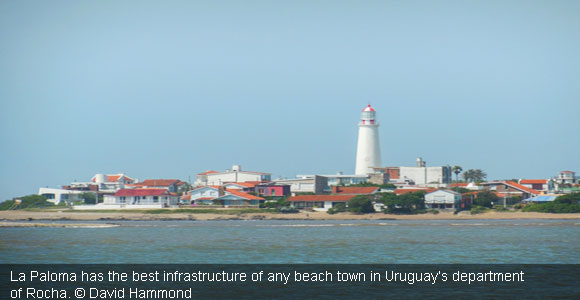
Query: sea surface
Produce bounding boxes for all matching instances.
[1,219,579,264]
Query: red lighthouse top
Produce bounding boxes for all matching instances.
[362,104,375,112]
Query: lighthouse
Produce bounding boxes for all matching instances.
[355,105,382,175]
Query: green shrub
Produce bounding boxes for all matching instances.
[522,202,580,213]
[0,195,54,210]
[260,199,289,209]
[494,206,509,212]
[473,191,497,208]
[277,206,299,213]
[327,203,347,214]
[0,200,14,210]
[554,192,580,204]
[348,195,375,214]
[470,206,489,215]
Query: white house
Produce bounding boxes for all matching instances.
[287,195,355,212]
[182,186,264,206]
[195,165,271,186]
[90,173,136,193]
[424,190,462,210]
[272,175,328,195]
[38,187,85,205]
[186,186,223,204]
[103,188,179,208]
[518,179,550,192]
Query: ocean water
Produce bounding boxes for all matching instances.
[1,219,579,264]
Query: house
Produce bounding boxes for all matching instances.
[183,186,264,206]
[38,188,85,205]
[126,179,185,193]
[223,182,259,193]
[556,171,577,185]
[186,186,223,204]
[424,190,462,210]
[195,165,271,186]
[518,179,550,192]
[297,173,368,186]
[211,190,263,207]
[90,173,136,193]
[480,181,541,200]
[103,188,179,208]
[254,182,291,198]
[374,158,452,185]
[272,175,328,195]
[287,195,355,212]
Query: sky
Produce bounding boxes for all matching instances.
[1,0,579,200]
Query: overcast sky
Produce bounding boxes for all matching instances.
[1,0,579,200]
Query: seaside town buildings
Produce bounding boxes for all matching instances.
[195,165,271,186]
[30,106,579,210]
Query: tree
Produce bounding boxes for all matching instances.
[474,190,497,208]
[378,192,425,214]
[452,166,463,182]
[463,169,487,182]
[177,182,192,196]
[347,195,375,214]
[554,192,580,204]
[80,192,97,204]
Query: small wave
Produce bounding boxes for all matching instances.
[256,224,335,227]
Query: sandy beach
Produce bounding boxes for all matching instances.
[1,210,579,222]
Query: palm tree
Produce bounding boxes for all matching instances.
[471,169,487,182]
[462,169,487,182]
[452,166,463,183]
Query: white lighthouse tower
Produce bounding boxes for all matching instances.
[355,104,382,175]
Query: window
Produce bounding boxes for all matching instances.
[153,196,159,203]
[120,196,126,203]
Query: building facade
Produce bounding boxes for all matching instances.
[195,165,271,186]
[424,190,462,209]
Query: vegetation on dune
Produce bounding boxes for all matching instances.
[522,193,580,213]
[0,195,54,210]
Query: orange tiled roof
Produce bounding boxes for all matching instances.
[92,174,134,183]
[287,195,355,202]
[332,186,379,195]
[505,181,541,195]
[520,179,547,185]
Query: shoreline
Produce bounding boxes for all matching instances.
[1,210,580,222]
